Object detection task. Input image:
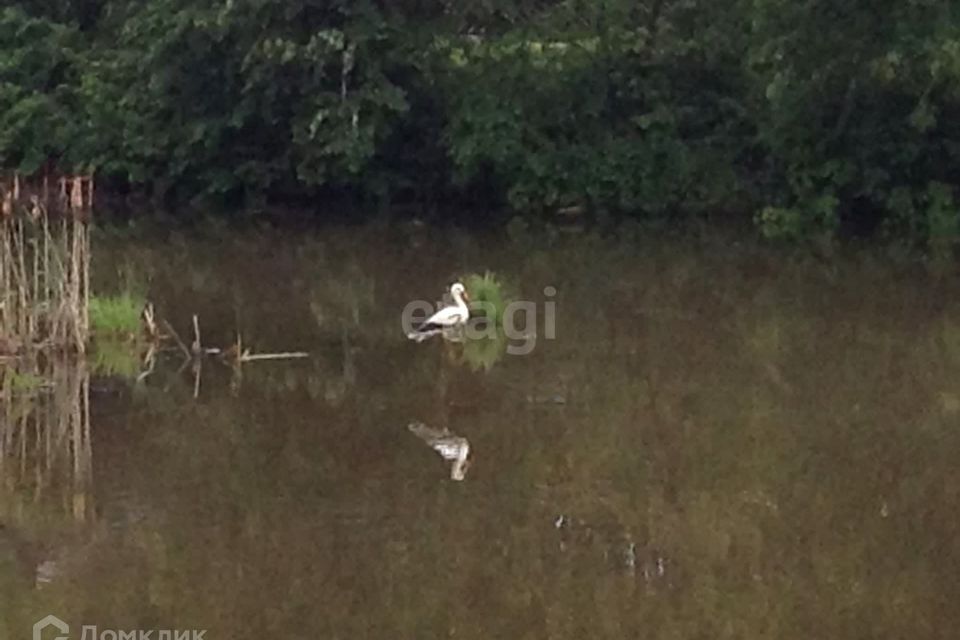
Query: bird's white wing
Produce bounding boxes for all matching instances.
[422,304,467,327]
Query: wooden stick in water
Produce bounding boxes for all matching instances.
[161,318,191,359]
[191,314,201,356]
[239,351,310,362]
[192,360,201,399]
[141,302,158,339]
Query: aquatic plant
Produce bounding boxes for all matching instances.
[0,356,93,525]
[0,172,92,353]
[463,271,511,328]
[88,293,144,337]
[89,337,143,378]
[3,368,46,393]
[460,331,506,372]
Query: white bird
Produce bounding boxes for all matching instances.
[406,282,470,343]
[408,422,471,481]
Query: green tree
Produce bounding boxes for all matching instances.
[0,7,86,172]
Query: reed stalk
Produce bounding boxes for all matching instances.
[0,356,93,524]
[0,171,93,354]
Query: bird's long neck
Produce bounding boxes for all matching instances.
[451,444,470,480]
[452,291,468,313]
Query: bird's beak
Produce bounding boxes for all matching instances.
[462,291,470,302]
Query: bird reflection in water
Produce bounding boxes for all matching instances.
[407,422,471,481]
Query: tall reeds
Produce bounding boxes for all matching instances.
[0,356,93,524]
[0,172,93,354]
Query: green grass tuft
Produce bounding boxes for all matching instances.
[89,293,145,337]
[463,271,511,327]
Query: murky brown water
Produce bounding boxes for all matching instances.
[3,225,960,638]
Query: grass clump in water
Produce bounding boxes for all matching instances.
[463,271,511,328]
[89,294,145,337]
[89,337,143,378]
[460,331,507,372]
[88,292,150,379]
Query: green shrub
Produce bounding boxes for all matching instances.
[755,194,840,242]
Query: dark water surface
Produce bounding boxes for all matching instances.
[3,226,959,638]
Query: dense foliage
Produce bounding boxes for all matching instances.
[2,0,959,240]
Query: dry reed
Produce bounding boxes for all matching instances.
[0,171,93,355]
[0,355,93,524]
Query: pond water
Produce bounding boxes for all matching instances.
[2,225,959,638]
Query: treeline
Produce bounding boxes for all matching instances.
[2,0,959,239]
